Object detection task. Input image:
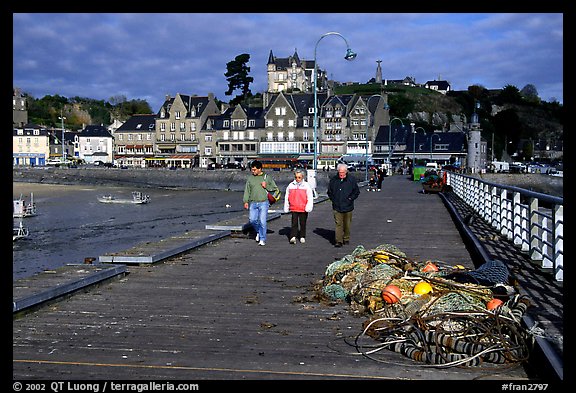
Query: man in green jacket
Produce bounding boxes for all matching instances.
[243,160,279,246]
[327,163,360,247]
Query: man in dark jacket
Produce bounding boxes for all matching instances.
[327,163,360,247]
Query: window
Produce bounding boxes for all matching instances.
[175,111,181,119]
[204,147,212,155]
[277,119,284,128]
[160,123,166,131]
[205,134,212,142]
[170,122,176,131]
[288,119,295,127]
[180,122,186,131]
[249,119,255,127]
[267,119,273,127]
[303,118,309,127]
[224,120,229,128]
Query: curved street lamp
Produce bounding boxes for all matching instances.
[412,125,425,169]
[364,94,383,181]
[312,32,356,173]
[389,117,404,164]
[430,133,441,161]
[59,111,66,164]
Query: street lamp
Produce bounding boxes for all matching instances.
[364,94,383,181]
[389,117,404,164]
[430,133,441,161]
[411,125,426,169]
[59,111,66,164]
[313,31,356,172]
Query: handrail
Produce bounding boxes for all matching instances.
[445,171,563,282]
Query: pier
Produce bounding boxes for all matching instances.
[13,174,562,381]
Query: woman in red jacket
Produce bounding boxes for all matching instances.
[283,168,314,244]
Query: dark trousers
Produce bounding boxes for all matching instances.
[290,212,308,239]
[333,210,353,244]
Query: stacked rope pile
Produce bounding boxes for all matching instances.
[321,244,534,367]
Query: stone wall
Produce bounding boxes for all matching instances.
[12,167,367,192]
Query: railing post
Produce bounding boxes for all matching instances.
[529,197,542,262]
[499,188,509,238]
[554,204,563,281]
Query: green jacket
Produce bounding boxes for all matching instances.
[243,172,278,203]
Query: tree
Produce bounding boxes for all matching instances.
[224,53,254,106]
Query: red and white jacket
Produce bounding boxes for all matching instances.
[283,179,314,213]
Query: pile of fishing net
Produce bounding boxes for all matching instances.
[321,244,534,367]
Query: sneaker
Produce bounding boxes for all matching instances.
[255,233,260,242]
[258,240,266,246]
[334,242,343,248]
[300,238,306,243]
[289,237,297,244]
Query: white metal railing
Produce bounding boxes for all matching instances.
[446,171,563,282]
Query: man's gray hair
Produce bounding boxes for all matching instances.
[336,163,348,172]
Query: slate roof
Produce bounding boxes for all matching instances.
[115,114,156,133]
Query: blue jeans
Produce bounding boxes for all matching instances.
[249,201,269,242]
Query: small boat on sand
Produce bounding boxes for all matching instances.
[13,193,37,218]
[13,220,29,241]
[97,191,150,204]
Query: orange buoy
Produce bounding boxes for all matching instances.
[487,298,504,310]
[422,262,439,272]
[382,285,402,304]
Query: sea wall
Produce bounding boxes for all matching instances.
[470,173,563,198]
[12,167,366,192]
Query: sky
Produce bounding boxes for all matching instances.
[13,13,564,113]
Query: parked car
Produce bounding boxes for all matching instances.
[94,160,114,168]
[207,163,222,170]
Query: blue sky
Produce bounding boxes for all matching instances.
[13,13,563,112]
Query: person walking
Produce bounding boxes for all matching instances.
[243,160,279,246]
[283,168,314,244]
[327,163,360,248]
[376,167,385,191]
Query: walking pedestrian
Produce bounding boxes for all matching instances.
[243,160,279,246]
[376,167,385,191]
[327,163,360,248]
[283,168,314,244]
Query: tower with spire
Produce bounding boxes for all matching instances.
[375,60,382,84]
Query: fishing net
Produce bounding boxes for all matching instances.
[320,243,534,367]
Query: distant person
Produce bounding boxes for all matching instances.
[243,160,279,246]
[283,168,314,244]
[327,163,360,248]
[367,176,377,192]
[376,167,385,191]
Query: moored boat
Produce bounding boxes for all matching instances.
[13,193,37,218]
[13,220,29,241]
[97,191,150,204]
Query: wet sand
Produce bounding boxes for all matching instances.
[13,183,244,281]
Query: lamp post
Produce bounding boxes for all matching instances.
[59,111,66,164]
[389,117,404,164]
[411,125,426,169]
[410,123,416,169]
[312,31,356,172]
[364,94,383,181]
[430,133,441,161]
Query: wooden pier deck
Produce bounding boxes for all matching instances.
[13,175,562,381]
